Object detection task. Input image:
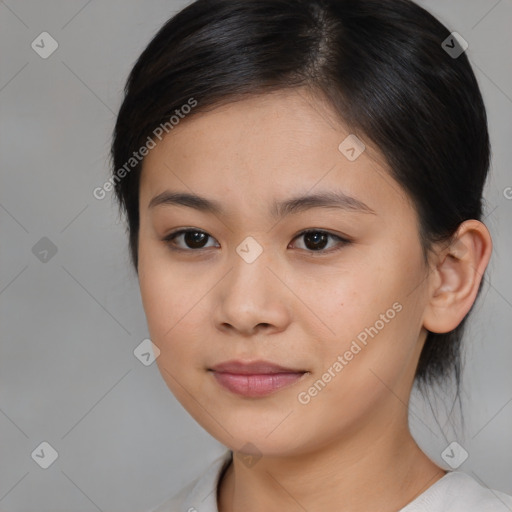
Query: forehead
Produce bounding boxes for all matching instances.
[139,88,411,219]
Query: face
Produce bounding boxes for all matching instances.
[137,88,432,457]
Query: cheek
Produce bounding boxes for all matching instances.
[308,258,423,382]
[298,306,417,428]
[138,242,190,348]
[138,266,173,338]
[137,240,219,375]
[139,266,204,402]
[307,266,397,339]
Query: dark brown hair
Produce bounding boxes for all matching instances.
[110,0,490,389]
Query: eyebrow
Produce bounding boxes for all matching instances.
[148,190,376,218]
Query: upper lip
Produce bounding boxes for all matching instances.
[210,359,306,374]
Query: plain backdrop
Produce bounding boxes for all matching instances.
[1,1,511,511]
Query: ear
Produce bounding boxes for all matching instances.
[423,220,492,334]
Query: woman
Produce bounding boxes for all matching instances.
[110,0,512,510]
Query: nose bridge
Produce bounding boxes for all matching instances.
[228,235,275,298]
[213,236,290,333]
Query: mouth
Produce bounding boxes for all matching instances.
[208,359,308,397]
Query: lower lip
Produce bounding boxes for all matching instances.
[211,371,306,397]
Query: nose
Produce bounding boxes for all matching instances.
[212,247,292,337]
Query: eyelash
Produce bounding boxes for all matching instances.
[161,228,352,255]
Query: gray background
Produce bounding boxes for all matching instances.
[0,1,511,511]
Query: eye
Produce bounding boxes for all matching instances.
[289,230,351,253]
[163,228,219,251]
[162,228,351,253]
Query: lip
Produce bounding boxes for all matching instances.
[210,359,306,374]
[209,359,308,397]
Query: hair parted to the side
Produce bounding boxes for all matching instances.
[110,0,490,390]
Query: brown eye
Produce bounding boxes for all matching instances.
[163,229,218,250]
[182,230,209,249]
[290,230,351,253]
[303,231,329,250]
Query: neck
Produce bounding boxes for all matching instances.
[217,401,446,512]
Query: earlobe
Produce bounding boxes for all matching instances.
[423,220,492,334]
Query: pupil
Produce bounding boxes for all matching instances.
[305,232,327,250]
[185,231,207,248]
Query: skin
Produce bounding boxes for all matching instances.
[137,88,492,512]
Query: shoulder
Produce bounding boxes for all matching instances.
[147,450,233,512]
[400,471,512,512]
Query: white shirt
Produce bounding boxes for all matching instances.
[149,450,512,512]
